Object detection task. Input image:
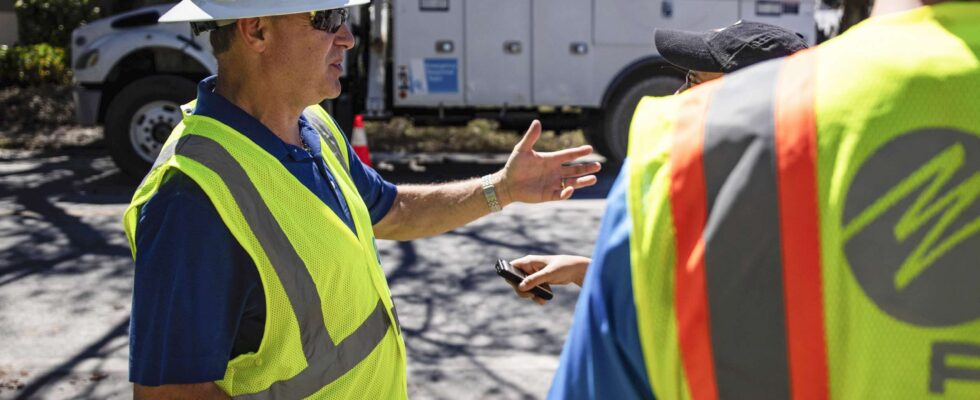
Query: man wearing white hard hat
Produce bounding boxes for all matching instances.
[122,0,602,398]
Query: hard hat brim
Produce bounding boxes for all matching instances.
[159,0,370,23]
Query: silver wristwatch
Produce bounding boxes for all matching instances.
[481,174,502,213]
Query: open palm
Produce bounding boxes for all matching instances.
[498,120,601,204]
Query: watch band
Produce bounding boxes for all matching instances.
[481,174,502,213]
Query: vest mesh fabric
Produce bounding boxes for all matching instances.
[814,5,980,398]
[627,95,692,400]
[627,4,980,399]
[124,105,407,399]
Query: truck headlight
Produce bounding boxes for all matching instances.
[75,49,99,70]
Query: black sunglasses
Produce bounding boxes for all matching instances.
[310,9,349,33]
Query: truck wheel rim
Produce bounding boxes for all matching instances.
[129,101,181,163]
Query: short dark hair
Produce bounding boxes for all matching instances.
[209,23,237,56]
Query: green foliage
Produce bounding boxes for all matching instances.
[15,0,102,48]
[5,0,98,86]
[0,44,72,86]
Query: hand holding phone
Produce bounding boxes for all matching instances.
[495,259,554,301]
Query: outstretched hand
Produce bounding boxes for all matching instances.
[494,121,601,205]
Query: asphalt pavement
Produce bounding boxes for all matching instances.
[0,148,616,399]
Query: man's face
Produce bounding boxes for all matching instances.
[262,11,354,102]
[677,70,724,93]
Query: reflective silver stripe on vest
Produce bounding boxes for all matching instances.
[237,301,391,400]
[700,58,791,399]
[303,109,350,177]
[138,139,179,188]
[175,135,392,399]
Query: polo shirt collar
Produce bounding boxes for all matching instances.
[191,75,323,162]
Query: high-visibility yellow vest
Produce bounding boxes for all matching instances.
[627,4,980,399]
[123,104,407,399]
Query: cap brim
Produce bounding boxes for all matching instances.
[654,29,724,73]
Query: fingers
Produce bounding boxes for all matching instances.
[514,120,542,152]
[558,186,575,201]
[565,175,597,190]
[552,175,594,201]
[508,281,534,298]
[511,256,547,274]
[508,280,547,304]
[519,269,552,291]
[550,186,574,201]
[549,145,593,163]
[561,162,602,178]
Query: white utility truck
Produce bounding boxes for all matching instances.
[72,0,815,178]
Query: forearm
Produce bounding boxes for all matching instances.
[373,172,510,241]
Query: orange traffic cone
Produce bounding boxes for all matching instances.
[351,114,372,167]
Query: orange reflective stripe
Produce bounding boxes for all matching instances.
[669,82,720,400]
[774,49,829,400]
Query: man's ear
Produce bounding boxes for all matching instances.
[236,17,267,53]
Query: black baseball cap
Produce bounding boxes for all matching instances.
[654,21,808,73]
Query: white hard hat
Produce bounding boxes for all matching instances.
[160,0,370,23]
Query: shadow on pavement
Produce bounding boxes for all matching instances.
[14,319,130,400]
[0,148,608,399]
[0,149,131,288]
[0,148,134,399]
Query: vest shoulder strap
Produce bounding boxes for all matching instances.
[302,106,351,177]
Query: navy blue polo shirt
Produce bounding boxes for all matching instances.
[129,76,397,386]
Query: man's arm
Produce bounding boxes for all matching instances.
[134,383,229,400]
[373,174,501,241]
[373,120,601,241]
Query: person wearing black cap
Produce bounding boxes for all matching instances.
[542,0,980,397]
[656,21,809,92]
[508,22,808,305]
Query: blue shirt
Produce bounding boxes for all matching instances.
[548,163,655,399]
[129,76,398,386]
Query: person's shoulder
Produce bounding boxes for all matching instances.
[139,169,215,218]
[134,168,232,256]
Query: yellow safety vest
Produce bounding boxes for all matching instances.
[123,104,407,399]
[627,3,980,399]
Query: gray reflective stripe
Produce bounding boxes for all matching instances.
[236,300,391,400]
[138,139,179,188]
[175,135,392,399]
[701,58,791,399]
[390,305,401,336]
[303,109,350,177]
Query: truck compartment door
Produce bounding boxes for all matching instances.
[533,0,594,106]
[595,0,739,46]
[393,0,465,106]
[464,0,532,106]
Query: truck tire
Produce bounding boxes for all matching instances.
[587,75,683,164]
[105,75,197,179]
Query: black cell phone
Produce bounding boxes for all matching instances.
[495,259,554,300]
